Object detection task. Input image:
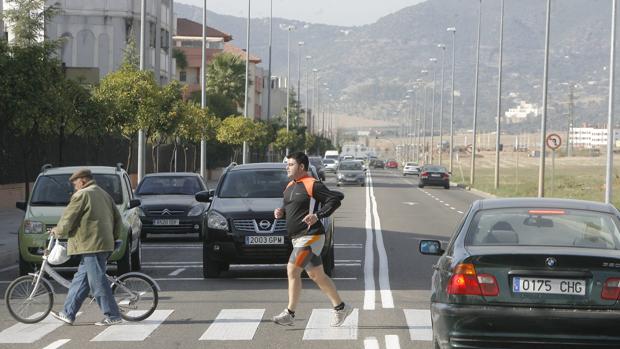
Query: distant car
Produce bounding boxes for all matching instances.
[342,155,354,161]
[323,158,338,173]
[134,172,209,240]
[308,156,326,181]
[195,163,336,278]
[336,160,366,187]
[418,165,450,189]
[402,162,420,176]
[370,159,385,169]
[420,198,620,348]
[385,159,398,169]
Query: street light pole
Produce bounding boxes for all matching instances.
[494,0,505,190]
[605,0,617,204]
[266,0,272,121]
[447,27,457,173]
[297,41,304,129]
[312,68,319,134]
[284,25,295,156]
[429,58,438,164]
[471,0,482,187]
[305,56,311,131]
[199,0,207,176]
[242,0,251,164]
[538,0,551,197]
[438,44,446,166]
[138,0,147,182]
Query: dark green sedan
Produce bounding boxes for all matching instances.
[420,198,620,348]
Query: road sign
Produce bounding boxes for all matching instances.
[546,133,562,150]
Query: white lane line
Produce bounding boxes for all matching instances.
[439,200,444,203]
[168,268,186,276]
[337,259,362,263]
[0,264,18,273]
[335,243,363,248]
[444,203,450,207]
[450,207,456,210]
[91,310,173,342]
[386,335,401,349]
[0,312,81,344]
[457,211,464,214]
[335,263,361,267]
[199,309,264,340]
[363,173,376,310]
[302,308,358,340]
[403,309,432,341]
[41,339,71,349]
[368,172,394,309]
[364,337,380,349]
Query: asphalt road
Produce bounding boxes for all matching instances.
[0,169,485,349]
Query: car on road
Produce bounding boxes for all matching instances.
[195,163,336,278]
[336,160,366,187]
[419,198,620,348]
[15,164,142,275]
[323,158,338,173]
[385,159,398,169]
[402,162,420,176]
[134,172,209,240]
[418,165,450,189]
[370,159,385,169]
[308,156,327,181]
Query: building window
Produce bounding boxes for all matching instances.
[149,22,156,48]
[160,29,169,52]
[179,71,187,82]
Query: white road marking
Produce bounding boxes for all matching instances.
[451,207,456,210]
[364,174,376,310]
[368,172,394,309]
[0,312,80,344]
[302,308,358,340]
[444,203,450,207]
[0,264,18,273]
[337,259,362,263]
[91,310,173,342]
[364,337,380,349]
[335,243,363,248]
[41,339,71,349]
[403,309,432,341]
[168,268,186,276]
[386,335,401,349]
[458,211,464,214]
[199,309,264,340]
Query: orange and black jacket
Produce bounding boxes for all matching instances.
[281,176,343,239]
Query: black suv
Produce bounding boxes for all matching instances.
[195,163,335,278]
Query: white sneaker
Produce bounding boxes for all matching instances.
[50,311,73,325]
[330,304,353,327]
[94,317,122,326]
[272,309,295,326]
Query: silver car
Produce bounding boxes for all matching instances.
[323,158,338,173]
[336,161,366,187]
[403,162,420,176]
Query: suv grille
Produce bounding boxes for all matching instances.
[148,209,185,216]
[233,219,287,233]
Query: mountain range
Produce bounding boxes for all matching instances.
[175,0,619,132]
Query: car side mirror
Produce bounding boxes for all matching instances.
[16,201,27,211]
[419,240,444,255]
[195,190,213,203]
[129,199,141,209]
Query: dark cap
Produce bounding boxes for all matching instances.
[69,168,92,182]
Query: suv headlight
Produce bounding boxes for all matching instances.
[188,205,206,217]
[337,173,344,179]
[24,220,45,234]
[207,211,228,230]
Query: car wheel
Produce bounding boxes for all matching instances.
[18,255,34,276]
[131,236,141,271]
[203,244,221,278]
[117,239,131,275]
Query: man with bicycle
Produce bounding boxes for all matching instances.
[49,169,124,326]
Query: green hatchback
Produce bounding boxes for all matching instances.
[16,164,143,276]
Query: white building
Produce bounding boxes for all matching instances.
[260,73,288,122]
[569,127,620,148]
[3,0,175,83]
[504,101,540,123]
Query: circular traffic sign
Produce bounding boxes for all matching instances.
[546,133,562,150]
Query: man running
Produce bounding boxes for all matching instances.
[272,152,353,327]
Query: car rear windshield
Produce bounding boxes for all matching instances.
[219,170,289,198]
[339,162,362,171]
[30,174,123,205]
[465,208,620,249]
[323,159,335,164]
[424,166,446,172]
[137,176,204,195]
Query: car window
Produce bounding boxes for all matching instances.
[30,174,124,205]
[323,159,335,164]
[425,166,446,172]
[219,170,289,198]
[465,208,620,249]
[136,176,204,195]
[339,162,362,171]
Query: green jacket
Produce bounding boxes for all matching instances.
[55,180,123,255]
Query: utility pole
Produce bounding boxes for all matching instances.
[566,84,574,157]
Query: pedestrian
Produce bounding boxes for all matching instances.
[50,168,124,326]
[272,152,352,327]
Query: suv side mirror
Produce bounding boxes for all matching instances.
[195,190,213,203]
[16,201,27,211]
[129,199,141,209]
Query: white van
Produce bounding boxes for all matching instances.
[324,150,339,163]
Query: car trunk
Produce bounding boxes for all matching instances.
[464,245,620,308]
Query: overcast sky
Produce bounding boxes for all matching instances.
[176,0,424,27]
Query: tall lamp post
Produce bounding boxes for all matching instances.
[305,55,311,131]
[283,24,295,156]
[437,44,447,166]
[138,0,147,182]
[415,78,423,162]
[242,0,251,164]
[199,0,208,176]
[471,0,482,187]
[266,0,273,121]
[420,70,429,163]
[297,41,304,127]
[538,0,551,197]
[605,0,618,204]
[494,0,505,190]
[429,57,438,164]
[447,27,457,173]
[312,68,319,134]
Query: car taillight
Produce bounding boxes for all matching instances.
[421,172,429,177]
[443,173,450,179]
[447,263,499,296]
[601,278,620,300]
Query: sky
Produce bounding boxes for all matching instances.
[176,0,424,27]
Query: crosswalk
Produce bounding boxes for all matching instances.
[0,308,431,344]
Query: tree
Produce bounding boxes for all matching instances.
[273,128,302,154]
[147,80,184,172]
[283,89,304,129]
[1,0,58,47]
[216,116,266,162]
[172,48,188,71]
[176,103,220,171]
[206,53,248,109]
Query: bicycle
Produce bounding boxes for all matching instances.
[4,237,160,324]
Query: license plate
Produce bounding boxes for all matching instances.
[431,173,441,177]
[245,236,284,245]
[153,219,179,226]
[512,277,586,296]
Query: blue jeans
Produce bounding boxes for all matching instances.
[62,252,121,321]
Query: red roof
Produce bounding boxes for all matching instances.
[223,43,261,64]
[176,18,232,42]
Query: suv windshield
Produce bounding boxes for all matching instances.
[137,176,203,195]
[30,174,123,205]
[219,170,289,198]
[339,162,363,171]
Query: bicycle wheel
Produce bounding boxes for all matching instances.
[113,274,158,321]
[5,275,54,323]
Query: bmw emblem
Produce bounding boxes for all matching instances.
[545,257,557,268]
[258,220,272,230]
